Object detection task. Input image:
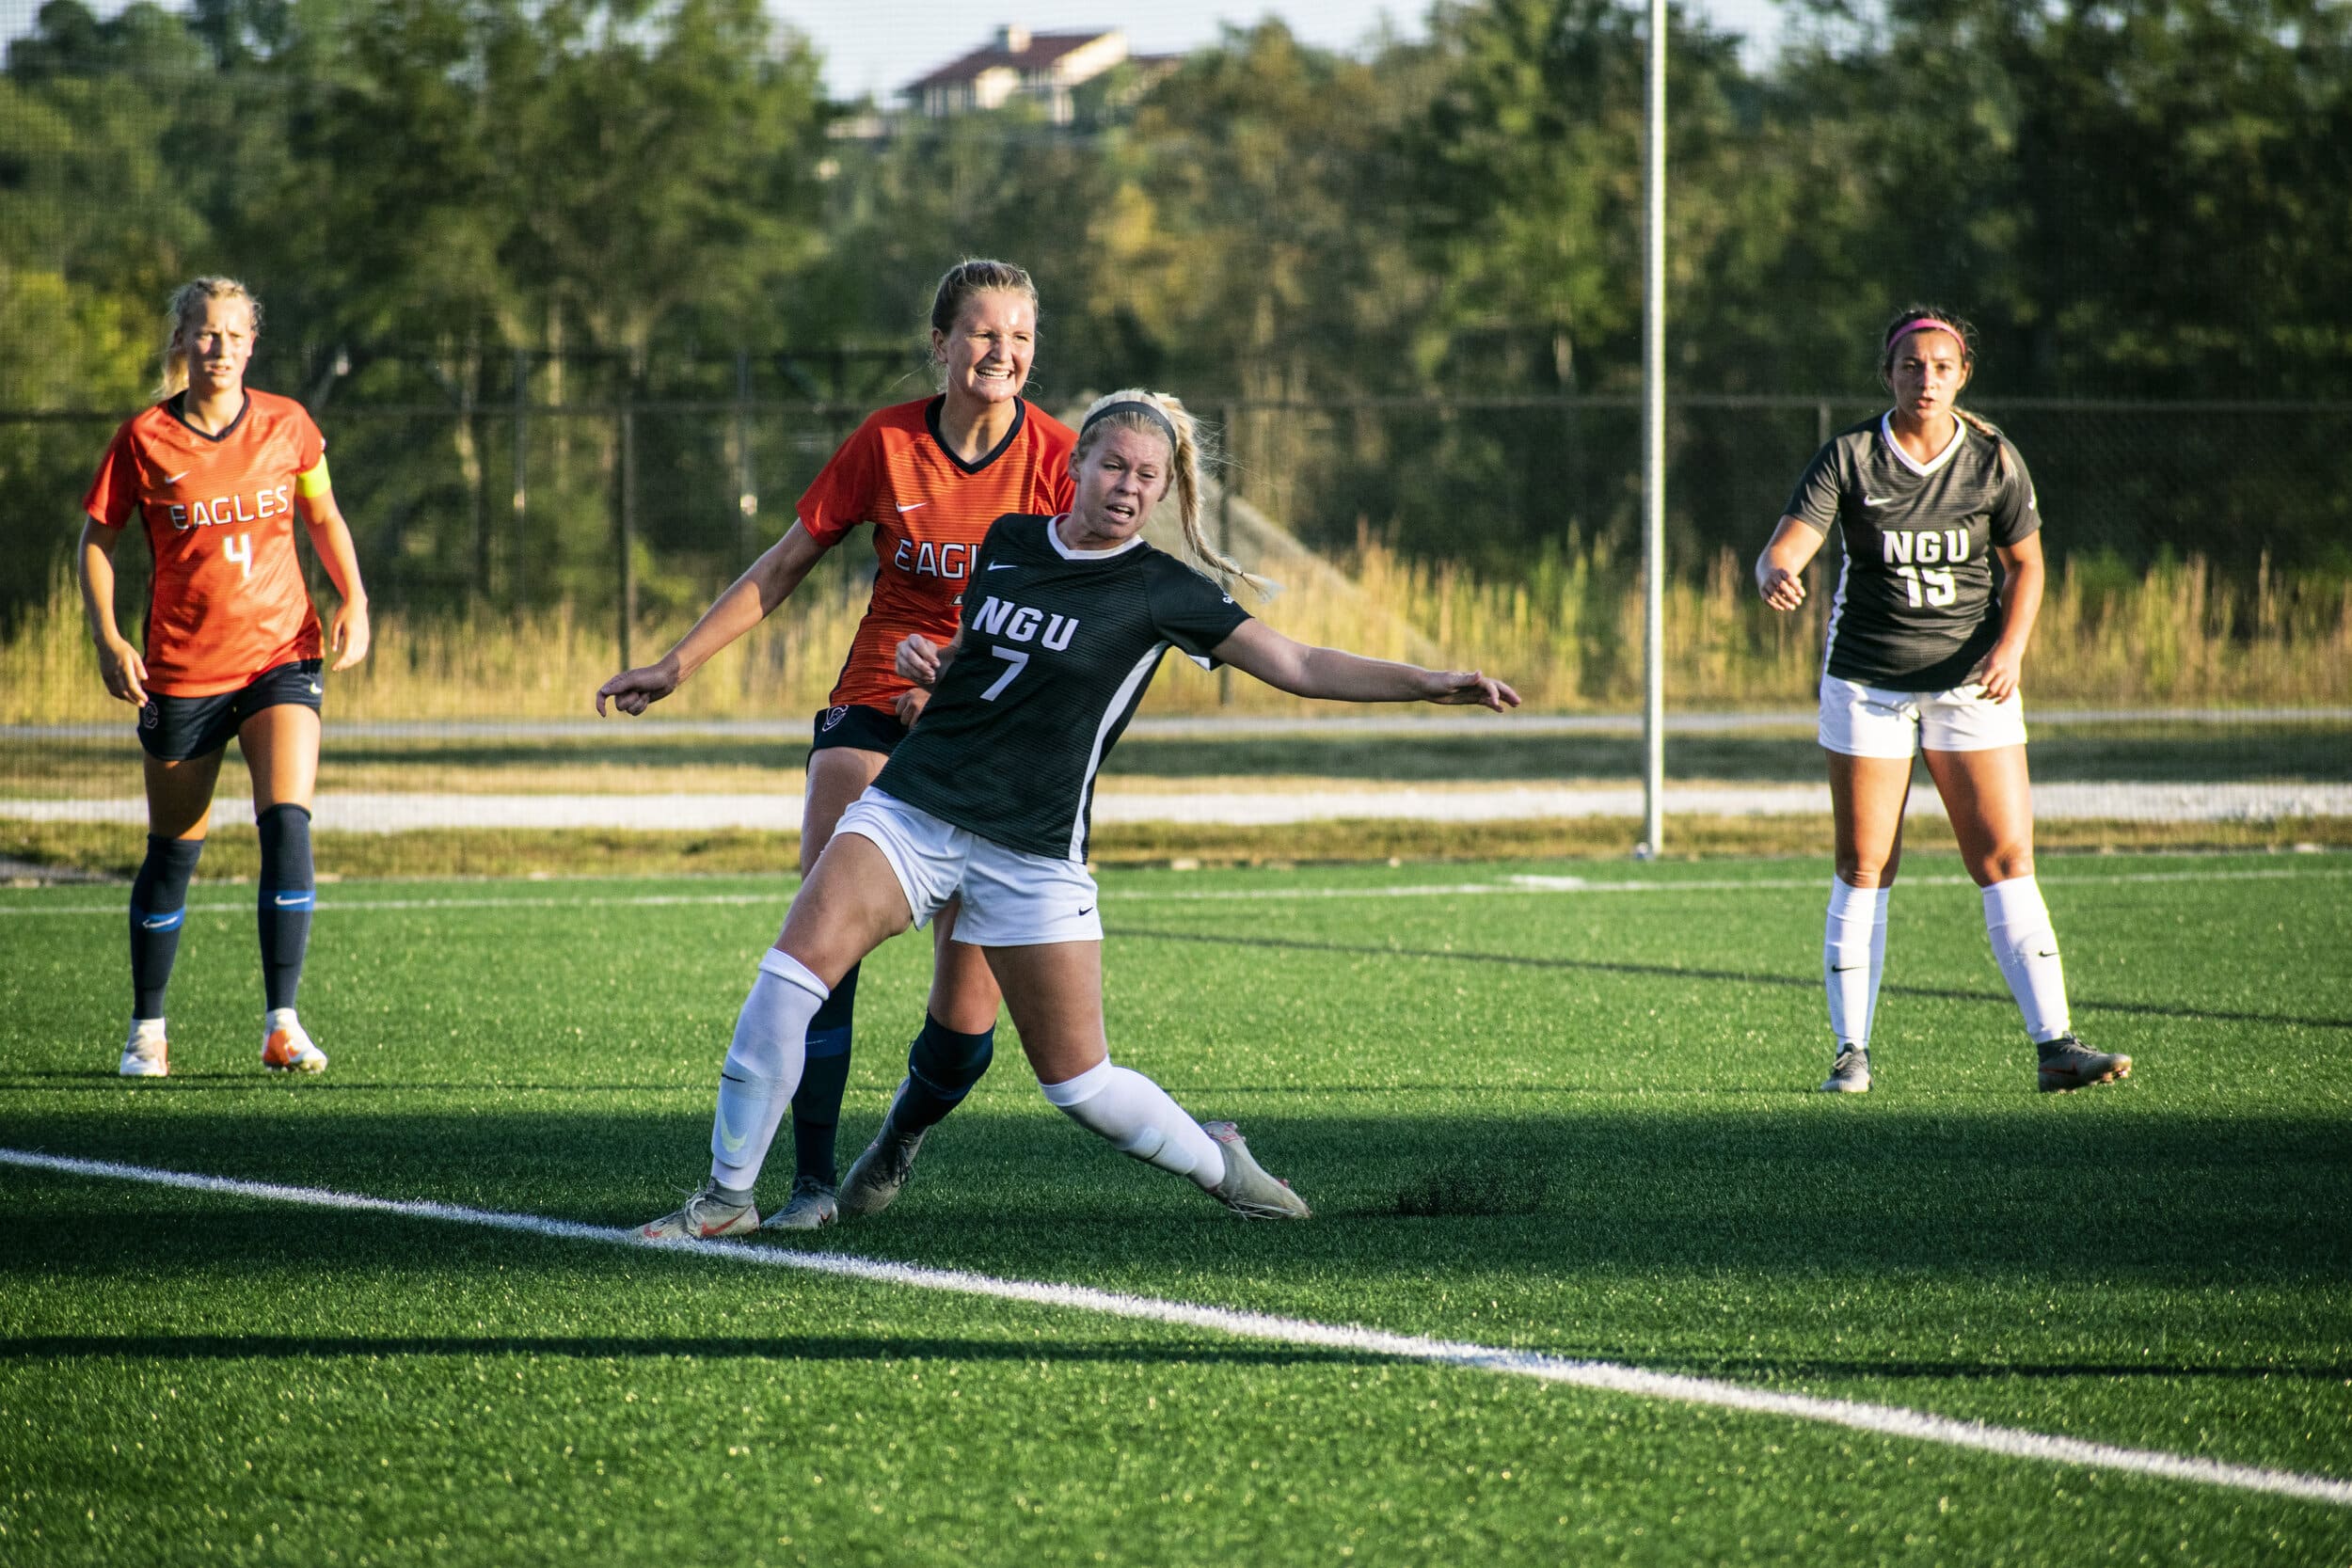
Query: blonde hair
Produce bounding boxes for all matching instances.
[1074,388,1266,594]
[930,258,1037,337]
[928,258,1039,395]
[155,277,262,401]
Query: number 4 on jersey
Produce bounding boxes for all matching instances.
[223,531,253,581]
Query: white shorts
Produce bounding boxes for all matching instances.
[1818,673,2028,758]
[833,788,1104,947]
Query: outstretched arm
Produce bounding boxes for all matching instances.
[1210,620,1518,711]
[598,523,830,715]
[1755,515,1825,611]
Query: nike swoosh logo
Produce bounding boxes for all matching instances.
[716,1106,748,1155]
[1077,906,1095,917]
[164,468,191,484]
[274,894,312,908]
[897,502,928,513]
[987,562,1018,571]
[2033,948,2059,958]
[139,916,179,931]
[1828,964,1862,973]
[1862,496,1897,507]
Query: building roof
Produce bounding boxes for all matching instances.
[903,30,1111,93]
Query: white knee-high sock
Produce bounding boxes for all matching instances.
[1825,878,1890,1049]
[709,949,828,1193]
[1040,1059,1226,1190]
[1982,876,2071,1043]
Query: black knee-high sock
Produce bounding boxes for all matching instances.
[791,960,859,1185]
[255,803,314,1012]
[896,1013,996,1133]
[130,835,205,1019]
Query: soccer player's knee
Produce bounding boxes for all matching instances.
[257,801,312,850]
[136,834,205,903]
[908,1014,993,1096]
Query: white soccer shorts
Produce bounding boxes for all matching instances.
[1818,673,2029,758]
[833,788,1104,947]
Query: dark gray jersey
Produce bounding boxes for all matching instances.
[1786,414,2041,691]
[875,514,1251,862]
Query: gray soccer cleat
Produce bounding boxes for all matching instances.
[639,1184,758,1241]
[761,1176,838,1231]
[1201,1121,1311,1219]
[838,1080,929,1218]
[2036,1035,2132,1094]
[1819,1047,1871,1094]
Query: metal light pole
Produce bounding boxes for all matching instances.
[1637,0,1669,859]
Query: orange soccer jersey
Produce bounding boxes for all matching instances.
[799,396,1076,711]
[82,390,328,696]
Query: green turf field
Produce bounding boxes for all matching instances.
[3,851,2348,1564]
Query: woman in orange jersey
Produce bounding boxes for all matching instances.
[597,259,1075,1230]
[79,277,371,1081]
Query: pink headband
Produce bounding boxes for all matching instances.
[1890,316,1960,345]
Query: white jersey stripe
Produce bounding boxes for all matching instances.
[1821,553,1850,671]
[1070,639,1170,862]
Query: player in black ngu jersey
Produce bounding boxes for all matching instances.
[640,388,1518,1239]
[1756,307,2130,1097]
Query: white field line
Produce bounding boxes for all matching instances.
[2,1147,2346,1509]
[1,864,2347,918]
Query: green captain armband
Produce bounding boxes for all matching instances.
[295,455,332,499]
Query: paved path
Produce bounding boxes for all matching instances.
[6,781,2347,832]
[7,707,2347,744]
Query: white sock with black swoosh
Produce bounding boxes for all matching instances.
[1983,876,2071,1043]
[1824,877,1888,1050]
[709,949,828,1196]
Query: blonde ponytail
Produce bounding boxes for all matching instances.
[155,277,262,401]
[1074,388,1269,596]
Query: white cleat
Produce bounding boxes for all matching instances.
[1202,1121,1312,1220]
[119,1021,169,1079]
[762,1177,838,1231]
[262,1012,327,1074]
[640,1184,759,1241]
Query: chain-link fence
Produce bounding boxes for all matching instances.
[11,372,2352,634]
[6,372,2350,877]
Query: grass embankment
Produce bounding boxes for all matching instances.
[8,547,2348,723]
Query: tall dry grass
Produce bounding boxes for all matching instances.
[8,546,2347,724]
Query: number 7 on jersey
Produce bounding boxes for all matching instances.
[980,645,1028,700]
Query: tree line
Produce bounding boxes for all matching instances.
[4,0,2346,620]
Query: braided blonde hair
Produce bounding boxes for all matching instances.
[1073,389,1267,595]
[155,277,262,401]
